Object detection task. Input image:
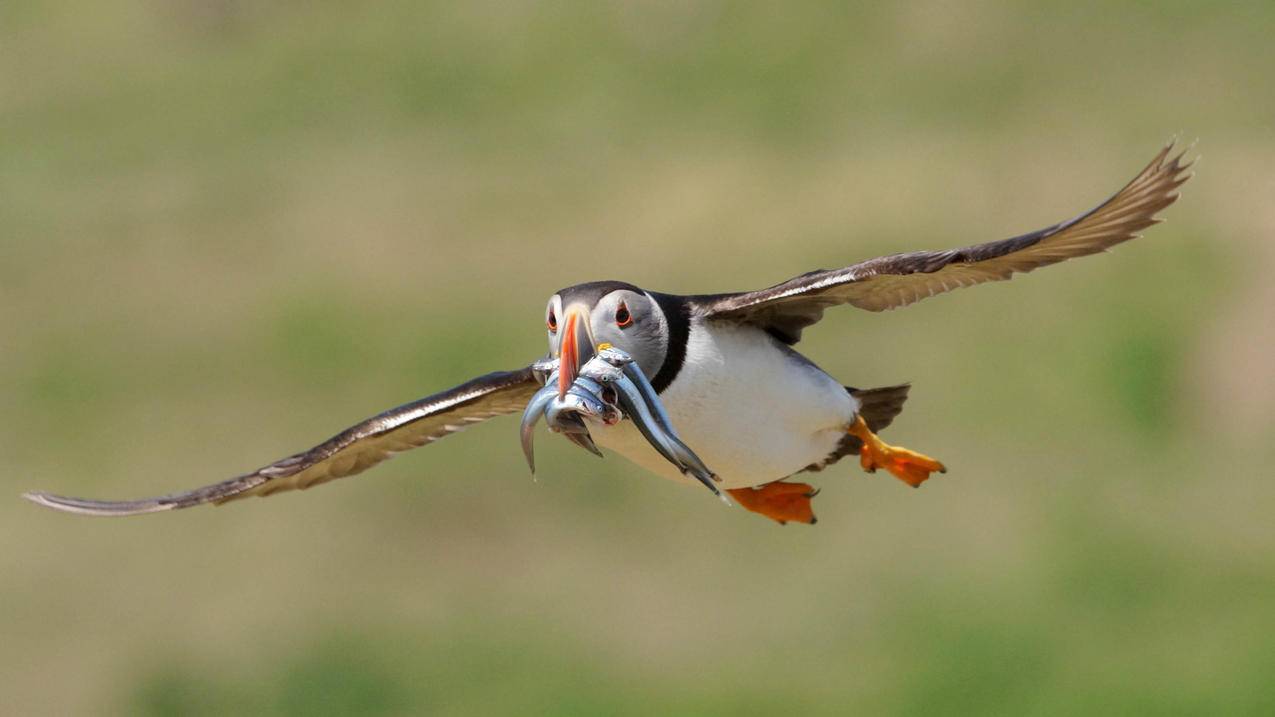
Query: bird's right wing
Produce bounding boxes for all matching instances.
[24,366,543,516]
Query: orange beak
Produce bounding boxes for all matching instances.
[557,307,594,399]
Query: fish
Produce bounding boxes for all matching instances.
[519,348,723,498]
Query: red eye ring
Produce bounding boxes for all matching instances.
[547,309,558,332]
[615,302,632,327]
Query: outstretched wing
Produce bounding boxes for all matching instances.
[24,367,542,516]
[690,142,1193,343]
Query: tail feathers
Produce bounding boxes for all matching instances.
[799,383,911,474]
[849,383,910,433]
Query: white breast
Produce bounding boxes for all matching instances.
[592,321,857,489]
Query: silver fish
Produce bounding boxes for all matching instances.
[578,354,720,497]
[518,349,722,500]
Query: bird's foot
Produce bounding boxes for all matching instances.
[847,414,946,488]
[728,481,819,525]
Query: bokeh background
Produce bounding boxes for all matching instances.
[4,2,1274,714]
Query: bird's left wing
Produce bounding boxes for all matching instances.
[24,366,543,516]
[689,142,1193,343]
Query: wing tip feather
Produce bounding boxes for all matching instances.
[22,490,176,517]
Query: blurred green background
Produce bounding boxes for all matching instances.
[4,1,1274,714]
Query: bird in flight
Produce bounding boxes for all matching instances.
[25,143,1192,525]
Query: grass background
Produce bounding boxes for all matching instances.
[3,1,1274,714]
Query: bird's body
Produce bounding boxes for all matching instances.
[592,319,855,489]
[24,142,1193,525]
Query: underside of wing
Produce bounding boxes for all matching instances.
[690,142,1194,343]
[24,367,541,516]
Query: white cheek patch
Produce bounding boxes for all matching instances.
[583,292,667,381]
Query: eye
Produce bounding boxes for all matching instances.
[547,309,557,333]
[614,302,632,327]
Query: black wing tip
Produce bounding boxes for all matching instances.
[22,490,177,517]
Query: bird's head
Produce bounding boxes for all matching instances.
[546,281,669,398]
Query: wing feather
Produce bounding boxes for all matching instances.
[690,142,1193,342]
[23,366,541,516]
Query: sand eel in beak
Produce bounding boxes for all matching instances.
[24,143,1192,524]
[521,348,724,498]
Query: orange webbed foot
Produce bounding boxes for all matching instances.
[847,414,946,488]
[728,481,820,525]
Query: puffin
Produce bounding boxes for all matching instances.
[24,143,1192,525]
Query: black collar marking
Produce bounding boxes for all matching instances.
[649,291,690,394]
